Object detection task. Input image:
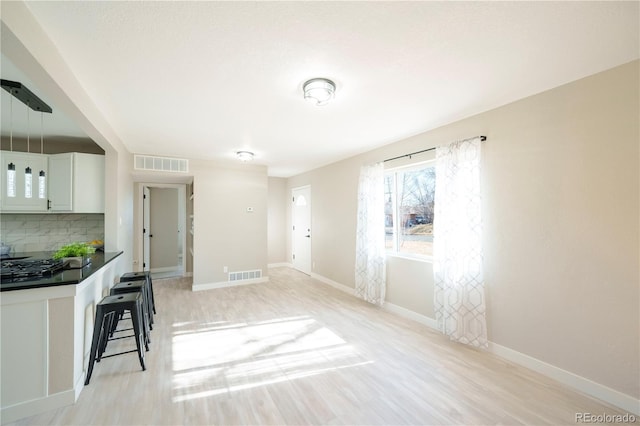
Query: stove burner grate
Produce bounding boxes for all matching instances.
[1,258,64,282]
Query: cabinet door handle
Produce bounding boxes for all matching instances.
[47,200,51,210]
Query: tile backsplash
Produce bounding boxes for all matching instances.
[0,214,104,253]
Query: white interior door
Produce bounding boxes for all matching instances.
[292,186,311,275]
[143,186,151,271]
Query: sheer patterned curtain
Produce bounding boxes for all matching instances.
[355,162,386,306]
[433,137,487,348]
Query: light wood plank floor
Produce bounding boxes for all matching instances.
[10,267,631,425]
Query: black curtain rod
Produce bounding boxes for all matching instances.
[383,135,486,163]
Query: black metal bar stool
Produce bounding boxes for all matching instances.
[120,271,156,314]
[110,279,153,343]
[85,292,147,385]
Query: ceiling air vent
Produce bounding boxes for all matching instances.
[134,155,188,173]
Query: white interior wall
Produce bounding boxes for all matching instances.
[191,160,268,289]
[267,177,288,265]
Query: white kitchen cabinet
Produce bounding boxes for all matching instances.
[47,153,73,211]
[48,153,105,213]
[0,151,48,212]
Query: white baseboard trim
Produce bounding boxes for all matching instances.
[308,271,438,329]
[268,262,292,268]
[74,373,85,401]
[192,277,269,292]
[383,301,438,330]
[1,388,75,424]
[310,272,355,296]
[489,342,640,415]
[150,266,180,273]
[305,267,639,416]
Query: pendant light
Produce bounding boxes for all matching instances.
[38,111,46,199]
[1,79,53,200]
[24,101,32,199]
[24,166,32,199]
[6,163,16,198]
[6,93,16,197]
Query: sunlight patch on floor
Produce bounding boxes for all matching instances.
[172,360,373,402]
[171,316,372,402]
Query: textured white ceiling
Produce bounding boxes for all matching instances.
[14,1,640,176]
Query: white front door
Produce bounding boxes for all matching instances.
[292,186,311,275]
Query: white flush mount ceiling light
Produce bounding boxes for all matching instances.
[303,78,335,106]
[236,151,254,162]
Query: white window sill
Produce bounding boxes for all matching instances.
[386,252,434,264]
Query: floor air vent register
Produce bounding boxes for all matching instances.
[228,270,262,282]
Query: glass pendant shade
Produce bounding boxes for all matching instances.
[7,163,16,197]
[24,167,32,199]
[39,170,46,199]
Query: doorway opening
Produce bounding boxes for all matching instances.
[135,183,188,279]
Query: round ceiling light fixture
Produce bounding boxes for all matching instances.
[236,151,254,162]
[303,78,335,106]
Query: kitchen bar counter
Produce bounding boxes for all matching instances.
[1,251,125,423]
[1,251,123,291]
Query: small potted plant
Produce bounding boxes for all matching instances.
[53,242,96,269]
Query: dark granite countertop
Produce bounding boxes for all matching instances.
[1,251,123,291]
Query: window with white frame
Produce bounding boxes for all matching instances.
[385,161,436,258]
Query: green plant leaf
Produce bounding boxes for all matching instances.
[52,242,96,260]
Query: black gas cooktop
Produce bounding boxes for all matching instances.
[1,258,64,283]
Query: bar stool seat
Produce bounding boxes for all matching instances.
[121,271,156,314]
[85,292,147,385]
[109,280,152,344]
[112,279,153,327]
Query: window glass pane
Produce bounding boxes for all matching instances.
[396,166,435,256]
[384,174,394,250]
